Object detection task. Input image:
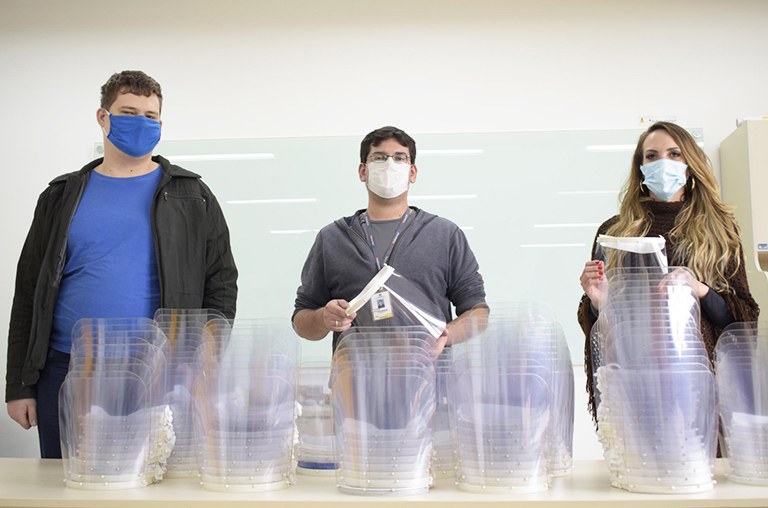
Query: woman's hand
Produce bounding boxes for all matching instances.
[661,267,710,299]
[580,260,607,309]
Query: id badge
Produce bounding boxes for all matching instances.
[371,290,394,320]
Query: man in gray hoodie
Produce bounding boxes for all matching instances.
[292,126,487,352]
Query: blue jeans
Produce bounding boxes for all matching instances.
[36,348,70,459]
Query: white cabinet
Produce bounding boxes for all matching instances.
[720,120,768,319]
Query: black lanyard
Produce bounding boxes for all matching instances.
[359,208,413,271]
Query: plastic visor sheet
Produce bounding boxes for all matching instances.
[59,374,174,489]
[296,362,336,472]
[599,278,700,320]
[71,318,166,348]
[594,366,716,493]
[192,320,299,492]
[589,269,702,370]
[595,323,705,369]
[160,337,204,477]
[333,334,436,366]
[595,235,668,272]
[336,326,437,351]
[153,308,227,346]
[589,328,709,417]
[452,377,551,493]
[715,323,768,483]
[597,271,699,319]
[69,342,161,372]
[70,343,167,403]
[334,418,433,495]
[432,350,457,480]
[450,320,566,364]
[599,282,700,311]
[346,265,446,339]
[201,318,300,361]
[193,359,297,433]
[590,322,708,402]
[331,361,436,430]
[450,305,574,479]
[450,348,552,490]
[330,330,436,495]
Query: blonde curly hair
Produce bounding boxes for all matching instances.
[606,122,742,292]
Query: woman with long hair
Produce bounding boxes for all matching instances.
[577,121,759,423]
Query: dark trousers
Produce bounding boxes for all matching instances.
[35,348,70,459]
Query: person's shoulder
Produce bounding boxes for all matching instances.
[597,215,620,234]
[47,170,80,187]
[154,155,201,179]
[336,209,368,227]
[412,208,461,232]
[45,158,102,190]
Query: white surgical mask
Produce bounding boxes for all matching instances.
[640,159,688,202]
[366,158,411,198]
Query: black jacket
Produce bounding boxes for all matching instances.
[6,155,238,401]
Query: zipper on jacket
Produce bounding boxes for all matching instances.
[153,174,172,307]
[164,190,206,203]
[345,221,372,253]
[53,175,89,287]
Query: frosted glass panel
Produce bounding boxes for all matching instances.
[95,128,703,362]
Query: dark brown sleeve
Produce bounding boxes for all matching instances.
[720,247,760,324]
[578,216,618,426]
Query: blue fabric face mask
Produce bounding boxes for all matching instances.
[105,113,161,157]
[640,159,688,201]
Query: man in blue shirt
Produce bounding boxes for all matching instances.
[6,70,238,458]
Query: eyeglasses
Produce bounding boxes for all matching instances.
[367,152,411,164]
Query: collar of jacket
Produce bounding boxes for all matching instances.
[48,155,201,186]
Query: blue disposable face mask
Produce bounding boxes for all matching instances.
[104,112,161,157]
[640,159,688,201]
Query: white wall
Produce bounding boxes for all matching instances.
[1,0,767,458]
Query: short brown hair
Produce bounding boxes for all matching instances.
[100,70,163,111]
[360,126,416,163]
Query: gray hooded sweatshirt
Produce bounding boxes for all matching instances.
[293,208,486,349]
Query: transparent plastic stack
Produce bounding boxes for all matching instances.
[431,348,457,480]
[295,361,336,475]
[59,318,173,490]
[153,308,227,478]
[331,327,437,495]
[192,318,300,491]
[590,235,717,493]
[715,322,768,485]
[449,302,573,493]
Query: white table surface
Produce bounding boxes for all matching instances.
[0,459,766,508]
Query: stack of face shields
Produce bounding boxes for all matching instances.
[345,264,446,340]
[449,303,572,493]
[591,267,716,493]
[715,322,768,485]
[59,318,173,490]
[153,308,227,478]
[295,361,336,475]
[331,327,437,495]
[193,318,300,492]
[431,349,457,480]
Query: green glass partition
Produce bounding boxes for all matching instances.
[95,127,704,361]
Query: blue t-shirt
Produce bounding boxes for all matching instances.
[50,167,163,353]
